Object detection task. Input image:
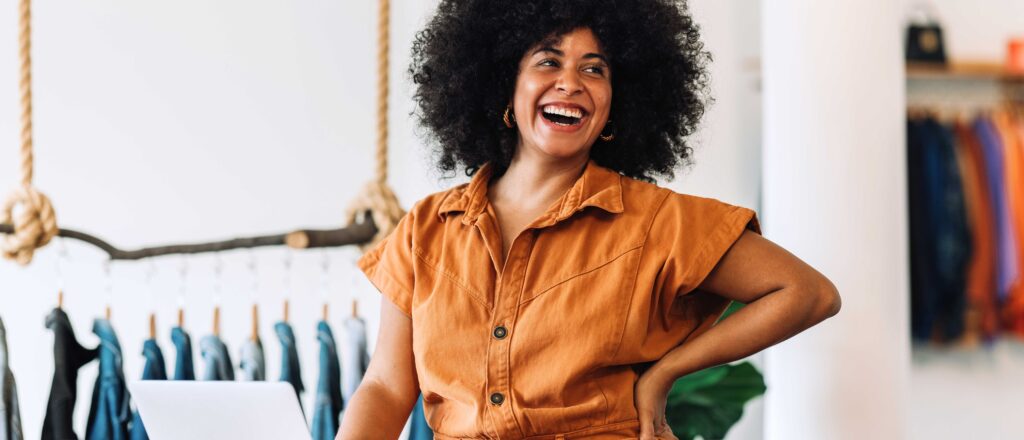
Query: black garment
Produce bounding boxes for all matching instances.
[907,117,972,342]
[42,308,97,440]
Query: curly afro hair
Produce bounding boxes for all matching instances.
[409,0,711,182]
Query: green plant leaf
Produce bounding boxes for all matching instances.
[665,361,766,440]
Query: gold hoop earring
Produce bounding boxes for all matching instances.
[599,120,615,142]
[503,106,516,128]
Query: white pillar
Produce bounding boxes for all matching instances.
[761,1,910,439]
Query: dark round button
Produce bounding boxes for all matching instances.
[493,325,508,339]
[489,392,505,405]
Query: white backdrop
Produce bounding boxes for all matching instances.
[0,0,763,438]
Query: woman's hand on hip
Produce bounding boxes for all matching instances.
[634,366,679,440]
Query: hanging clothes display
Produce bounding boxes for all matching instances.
[42,308,97,440]
[238,338,266,381]
[908,110,1024,344]
[274,322,304,407]
[311,321,342,440]
[85,319,130,440]
[170,327,195,381]
[340,315,369,402]
[0,317,22,440]
[128,339,167,440]
[408,395,432,440]
[199,335,234,381]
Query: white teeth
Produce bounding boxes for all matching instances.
[542,105,584,119]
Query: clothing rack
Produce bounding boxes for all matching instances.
[0,216,377,260]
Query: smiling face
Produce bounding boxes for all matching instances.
[511,27,612,161]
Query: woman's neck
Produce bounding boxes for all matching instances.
[489,148,590,211]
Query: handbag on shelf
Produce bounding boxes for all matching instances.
[905,3,947,64]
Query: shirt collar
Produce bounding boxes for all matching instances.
[437,159,624,226]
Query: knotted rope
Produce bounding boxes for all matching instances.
[2,0,58,266]
[345,0,405,250]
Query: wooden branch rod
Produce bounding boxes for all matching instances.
[0,215,376,261]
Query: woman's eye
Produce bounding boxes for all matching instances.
[584,66,605,75]
[539,59,558,67]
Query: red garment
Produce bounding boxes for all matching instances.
[954,121,1000,340]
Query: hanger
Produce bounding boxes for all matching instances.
[212,305,220,337]
[251,304,260,341]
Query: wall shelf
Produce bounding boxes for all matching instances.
[907,61,1024,81]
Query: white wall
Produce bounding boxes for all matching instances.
[899,1,1024,439]
[762,0,910,439]
[0,0,763,438]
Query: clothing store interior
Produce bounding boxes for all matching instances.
[0,0,1021,439]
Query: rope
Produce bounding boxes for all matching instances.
[2,0,58,266]
[346,0,404,250]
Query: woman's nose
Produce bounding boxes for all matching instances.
[556,72,583,96]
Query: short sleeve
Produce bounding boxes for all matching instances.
[357,208,416,317]
[650,193,761,339]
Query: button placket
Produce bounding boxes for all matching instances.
[485,232,534,438]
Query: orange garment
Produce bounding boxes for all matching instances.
[358,159,759,439]
[953,121,1000,341]
[994,110,1024,337]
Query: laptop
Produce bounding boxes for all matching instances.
[130,381,311,440]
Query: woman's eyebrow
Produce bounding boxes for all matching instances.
[532,46,563,57]
[532,47,609,64]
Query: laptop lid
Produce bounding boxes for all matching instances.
[130,381,310,440]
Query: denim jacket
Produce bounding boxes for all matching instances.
[311,321,342,440]
[170,327,195,381]
[129,339,167,440]
[274,322,304,407]
[85,319,130,440]
[0,317,23,440]
[200,335,234,381]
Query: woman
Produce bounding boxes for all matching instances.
[339,0,840,438]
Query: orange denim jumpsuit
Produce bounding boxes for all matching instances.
[358,159,760,439]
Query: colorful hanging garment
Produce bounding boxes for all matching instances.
[85,319,130,440]
[170,327,195,381]
[274,322,304,408]
[0,317,22,440]
[993,110,1024,336]
[953,121,1001,342]
[200,335,234,381]
[128,339,167,440]
[311,321,343,440]
[42,308,97,440]
[974,116,1019,301]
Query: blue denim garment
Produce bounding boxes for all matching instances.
[408,395,432,440]
[170,327,195,381]
[340,316,369,402]
[85,319,130,440]
[0,317,23,440]
[200,335,234,381]
[238,338,266,381]
[311,321,342,440]
[43,308,97,440]
[129,339,167,440]
[274,322,304,407]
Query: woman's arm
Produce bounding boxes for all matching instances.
[337,298,420,440]
[636,230,841,439]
